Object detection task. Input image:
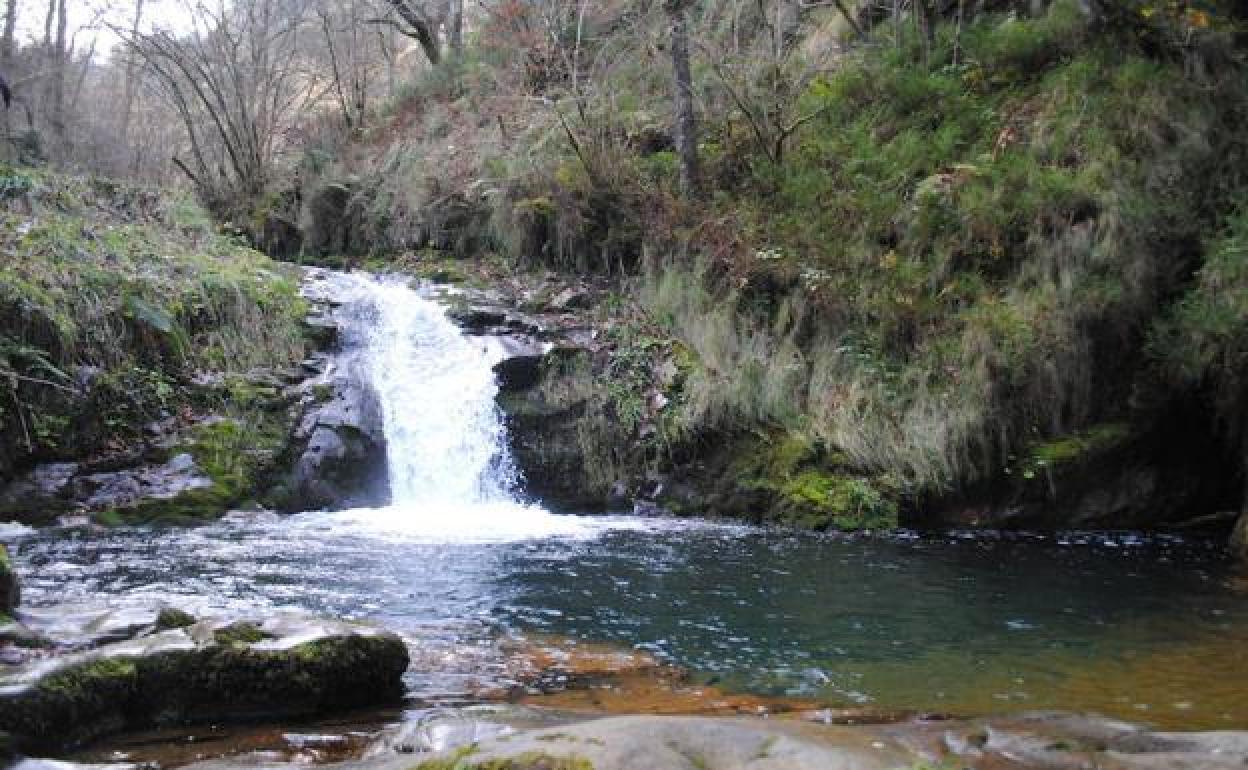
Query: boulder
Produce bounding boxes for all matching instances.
[389,715,910,770]
[491,335,547,393]
[0,463,78,524]
[496,364,606,511]
[13,602,169,649]
[0,545,17,614]
[0,453,228,526]
[276,372,388,512]
[446,306,507,332]
[302,316,341,350]
[303,183,353,257]
[76,453,213,512]
[0,612,409,753]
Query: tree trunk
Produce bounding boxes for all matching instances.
[386,0,440,66]
[120,0,145,169]
[914,0,934,65]
[50,0,67,148]
[449,0,463,54]
[666,0,700,199]
[2,0,16,66]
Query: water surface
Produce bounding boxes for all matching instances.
[10,517,1246,729]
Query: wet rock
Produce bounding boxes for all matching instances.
[257,212,303,260]
[8,760,140,770]
[0,612,409,753]
[15,602,166,649]
[76,454,214,512]
[878,711,1248,770]
[0,544,18,613]
[0,463,79,523]
[408,715,910,770]
[303,183,353,256]
[446,306,507,332]
[276,373,388,512]
[302,317,340,350]
[491,336,547,393]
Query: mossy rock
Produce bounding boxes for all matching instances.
[154,608,196,631]
[417,752,595,770]
[771,471,899,531]
[0,656,139,748]
[0,615,409,753]
[680,430,900,531]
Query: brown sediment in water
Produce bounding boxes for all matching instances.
[801,622,1248,731]
[65,709,399,768]
[62,625,1248,769]
[493,634,913,723]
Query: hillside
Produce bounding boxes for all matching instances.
[0,168,312,522]
[267,0,1248,535]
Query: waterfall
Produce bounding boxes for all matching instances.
[320,271,590,541]
[360,278,517,505]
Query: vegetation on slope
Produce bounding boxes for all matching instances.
[285,0,1248,529]
[0,166,308,515]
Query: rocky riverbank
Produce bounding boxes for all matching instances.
[424,261,1246,545]
[22,703,1248,770]
[0,597,408,755]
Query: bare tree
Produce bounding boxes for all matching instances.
[1,0,16,67]
[128,0,319,211]
[119,0,146,157]
[378,0,443,66]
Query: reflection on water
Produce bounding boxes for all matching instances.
[8,513,1247,729]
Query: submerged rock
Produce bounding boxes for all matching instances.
[0,611,409,753]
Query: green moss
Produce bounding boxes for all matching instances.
[1029,423,1132,467]
[413,744,480,770]
[776,471,899,531]
[311,383,335,403]
[213,622,271,646]
[91,510,126,527]
[415,750,593,770]
[725,432,898,530]
[36,657,138,702]
[155,608,197,631]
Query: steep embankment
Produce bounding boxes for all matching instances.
[0,168,317,524]
[280,1,1247,535]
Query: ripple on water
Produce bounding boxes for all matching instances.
[6,517,1248,729]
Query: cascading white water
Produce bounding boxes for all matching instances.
[362,278,518,505]
[317,272,594,542]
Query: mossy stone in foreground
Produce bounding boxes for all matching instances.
[0,615,409,753]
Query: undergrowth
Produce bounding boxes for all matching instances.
[0,168,307,480]
[637,2,1248,497]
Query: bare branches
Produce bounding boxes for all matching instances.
[122,0,320,212]
[382,0,441,65]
